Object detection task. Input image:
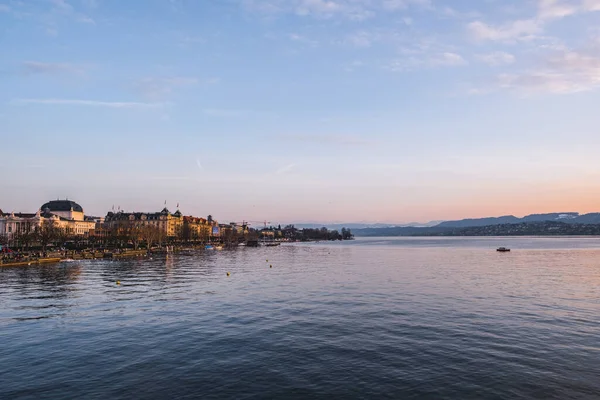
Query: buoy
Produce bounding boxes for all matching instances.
[116,281,121,285]
[270,265,272,268]
[226,272,230,277]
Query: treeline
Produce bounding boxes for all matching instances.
[279,225,354,241]
[354,221,600,237]
[431,221,600,236]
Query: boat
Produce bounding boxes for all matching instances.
[205,245,214,250]
[265,242,280,247]
[214,245,224,251]
[496,247,511,252]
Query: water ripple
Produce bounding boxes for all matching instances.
[1,239,600,399]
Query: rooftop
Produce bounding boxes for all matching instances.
[41,200,83,213]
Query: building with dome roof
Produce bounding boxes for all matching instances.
[39,199,96,236]
[40,200,85,221]
[0,199,97,242]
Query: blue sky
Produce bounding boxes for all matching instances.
[1,0,600,224]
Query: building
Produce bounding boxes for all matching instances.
[104,208,184,238]
[40,200,96,236]
[0,200,96,242]
[182,216,214,241]
[41,200,84,221]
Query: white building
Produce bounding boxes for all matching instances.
[40,200,96,236]
[0,200,96,242]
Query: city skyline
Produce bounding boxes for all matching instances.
[2,0,600,223]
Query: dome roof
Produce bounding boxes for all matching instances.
[40,200,83,213]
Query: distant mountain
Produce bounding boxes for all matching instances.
[435,212,600,228]
[354,226,454,237]
[426,221,600,237]
[354,221,600,237]
[354,212,600,237]
[292,221,442,230]
[436,215,520,228]
[572,213,600,224]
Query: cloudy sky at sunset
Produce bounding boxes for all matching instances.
[2,0,600,223]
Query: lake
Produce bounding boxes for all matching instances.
[1,237,600,399]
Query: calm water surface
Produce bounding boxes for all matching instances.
[1,237,600,399]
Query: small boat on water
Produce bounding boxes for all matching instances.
[205,245,214,250]
[264,242,281,247]
[214,245,224,251]
[497,247,511,252]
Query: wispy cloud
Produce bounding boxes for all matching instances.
[497,49,600,94]
[467,0,600,43]
[202,108,250,117]
[51,0,73,12]
[276,163,297,174]
[537,0,577,20]
[476,52,516,66]
[470,46,600,95]
[0,4,10,12]
[133,76,203,100]
[244,0,433,20]
[275,133,374,146]
[11,98,164,108]
[344,60,365,72]
[386,52,467,71]
[584,0,600,11]
[49,0,96,25]
[76,14,95,24]
[467,19,542,42]
[289,33,319,46]
[345,30,374,48]
[20,61,86,75]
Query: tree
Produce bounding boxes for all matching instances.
[55,226,71,248]
[37,220,58,252]
[341,228,353,240]
[141,225,161,250]
[16,229,35,250]
[127,225,144,250]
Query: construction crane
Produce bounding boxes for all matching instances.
[245,220,272,229]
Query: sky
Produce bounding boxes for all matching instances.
[1,0,600,224]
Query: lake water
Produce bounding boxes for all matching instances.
[1,237,600,399]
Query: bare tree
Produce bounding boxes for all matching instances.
[17,229,35,251]
[37,220,58,252]
[125,224,144,250]
[140,225,161,251]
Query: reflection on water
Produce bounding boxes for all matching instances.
[1,238,600,399]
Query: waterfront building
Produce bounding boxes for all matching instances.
[40,200,96,236]
[103,208,184,238]
[182,216,213,241]
[0,200,96,241]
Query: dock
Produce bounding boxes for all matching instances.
[0,258,62,268]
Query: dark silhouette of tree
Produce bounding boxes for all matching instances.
[341,228,353,240]
[141,225,161,250]
[37,220,58,251]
